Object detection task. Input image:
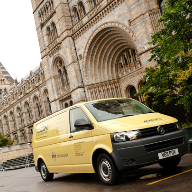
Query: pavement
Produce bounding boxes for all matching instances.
[0,153,192,192]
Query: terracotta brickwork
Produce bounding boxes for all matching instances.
[0,0,163,145]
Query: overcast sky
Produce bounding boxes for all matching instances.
[0,1,41,82]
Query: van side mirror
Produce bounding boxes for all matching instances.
[74,119,93,130]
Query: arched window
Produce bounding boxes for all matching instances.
[118,48,140,76]
[46,26,51,43]
[59,69,65,87]
[159,0,166,15]
[55,59,70,89]
[4,88,7,95]
[24,102,31,123]
[64,67,69,85]
[48,97,52,111]
[17,107,23,126]
[78,2,86,18]
[123,55,128,66]
[51,22,58,40]
[47,22,58,43]
[65,103,69,108]
[3,115,10,134]
[128,51,133,63]
[10,111,16,131]
[132,49,137,61]
[126,86,139,100]
[93,0,97,6]
[43,89,52,115]
[73,7,80,23]
[70,100,73,106]
[130,86,137,97]
[33,96,41,119]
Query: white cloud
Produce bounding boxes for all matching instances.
[0,1,41,82]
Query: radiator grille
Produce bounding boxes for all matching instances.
[139,123,178,138]
[144,137,183,152]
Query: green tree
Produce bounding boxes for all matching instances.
[138,0,192,115]
[0,133,14,147]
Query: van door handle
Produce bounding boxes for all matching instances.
[69,135,73,138]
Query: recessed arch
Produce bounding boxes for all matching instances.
[83,22,139,86]
[53,56,70,89]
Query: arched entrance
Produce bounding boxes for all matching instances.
[126,85,138,100]
[83,23,141,100]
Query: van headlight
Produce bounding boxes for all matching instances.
[112,131,141,142]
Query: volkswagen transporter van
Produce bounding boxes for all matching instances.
[32,98,188,185]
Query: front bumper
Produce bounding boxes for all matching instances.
[110,130,188,171]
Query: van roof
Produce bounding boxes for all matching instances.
[34,97,128,125]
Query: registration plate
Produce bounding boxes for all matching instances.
[158,148,179,159]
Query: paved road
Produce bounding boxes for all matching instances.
[1,153,192,192]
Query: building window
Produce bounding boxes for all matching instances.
[56,60,70,88]
[59,69,65,87]
[43,90,52,115]
[73,7,80,23]
[46,22,58,43]
[93,0,97,6]
[33,96,41,119]
[65,103,69,108]
[118,48,140,76]
[78,2,86,18]
[64,67,69,85]
[130,86,137,97]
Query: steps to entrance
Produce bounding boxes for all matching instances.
[0,153,34,172]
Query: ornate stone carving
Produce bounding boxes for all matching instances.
[48,38,61,57]
[39,0,56,28]
[87,79,122,100]
[72,0,125,39]
[149,8,164,33]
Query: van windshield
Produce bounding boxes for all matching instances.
[85,99,153,122]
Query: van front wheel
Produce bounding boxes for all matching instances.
[40,161,54,182]
[97,154,122,185]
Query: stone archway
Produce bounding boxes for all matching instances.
[83,23,141,100]
[126,85,138,100]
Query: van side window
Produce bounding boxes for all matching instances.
[70,108,91,133]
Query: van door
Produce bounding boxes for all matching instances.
[68,107,94,173]
[44,110,74,173]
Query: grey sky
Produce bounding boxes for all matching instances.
[0,1,41,82]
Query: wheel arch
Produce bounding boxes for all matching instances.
[36,156,47,172]
[92,148,116,173]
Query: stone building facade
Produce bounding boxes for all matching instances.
[0,0,165,145]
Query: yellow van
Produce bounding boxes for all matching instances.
[32,98,188,185]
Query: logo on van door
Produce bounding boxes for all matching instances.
[37,125,48,133]
[52,152,56,161]
[157,126,165,135]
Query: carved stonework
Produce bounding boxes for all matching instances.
[39,0,56,28]
[72,0,125,39]
[87,79,122,100]
[149,8,164,33]
[48,43,61,57]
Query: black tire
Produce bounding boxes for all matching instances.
[40,161,54,182]
[97,153,122,185]
[158,156,181,169]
